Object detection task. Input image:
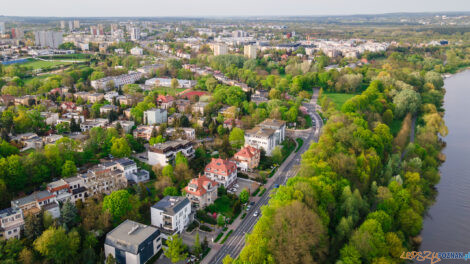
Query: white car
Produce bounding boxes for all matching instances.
[234,184,240,188]
[254,211,259,217]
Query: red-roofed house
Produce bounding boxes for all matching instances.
[185,174,219,209]
[60,102,76,112]
[204,158,237,187]
[156,95,175,109]
[233,146,260,172]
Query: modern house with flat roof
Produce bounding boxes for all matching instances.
[0,207,24,240]
[151,196,191,238]
[104,219,162,264]
[147,139,194,166]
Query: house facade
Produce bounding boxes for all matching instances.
[204,158,237,187]
[184,174,218,209]
[151,196,191,238]
[148,140,194,166]
[233,145,260,172]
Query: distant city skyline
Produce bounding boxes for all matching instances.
[3,0,470,17]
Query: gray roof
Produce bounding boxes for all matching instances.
[116,158,136,167]
[12,190,54,207]
[105,220,160,255]
[0,207,21,218]
[152,196,190,216]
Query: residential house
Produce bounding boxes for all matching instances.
[115,158,149,184]
[165,127,196,140]
[46,179,72,203]
[233,146,260,172]
[133,125,155,141]
[174,99,191,112]
[104,91,119,102]
[143,108,167,125]
[104,220,162,264]
[112,120,135,134]
[192,101,208,115]
[64,176,87,203]
[148,140,194,166]
[244,126,276,156]
[79,162,128,196]
[100,104,119,115]
[11,191,60,218]
[0,208,24,240]
[88,93,104,103]
[184,174,218,209]
[60,102,76,112]
[41,112,59,125]
[151,196,191,238]
[204,158,237,187]
[156,95,174,109]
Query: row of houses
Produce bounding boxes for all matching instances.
[1,158,149,241]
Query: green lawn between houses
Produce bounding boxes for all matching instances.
[323,92,356,110]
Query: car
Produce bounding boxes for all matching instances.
[250,201,255,206]
[274,184,280,188]
[234,184,240,188]
[246,205,251,211]
[254,211,259,217]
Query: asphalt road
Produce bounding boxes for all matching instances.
[207,92,323,264]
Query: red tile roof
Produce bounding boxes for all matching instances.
[205,158,236,176]
[234,146,260,159]
[157,95,174,103]
[185,174,218,197]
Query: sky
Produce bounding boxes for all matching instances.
[2,0,470,17]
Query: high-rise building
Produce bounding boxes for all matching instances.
[68,21,73,31]
[11,28,23,39]
[34,31,63,48]
[73,20,80,29]
[213,43,228,56]
[60,21,66,29]
[90,26,98,36]
[98,24,104,35]
[130,27,140,41]
[0,22,5,35]
[244,44,257,59]
[232,30,247,38]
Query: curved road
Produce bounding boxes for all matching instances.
[206,91,323,264]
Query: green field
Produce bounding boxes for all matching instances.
[151,86,187,95]
[323,92,355,110]
[22,59,87,70]
[22,59,72,70]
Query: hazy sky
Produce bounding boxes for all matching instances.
[3,0,470,17]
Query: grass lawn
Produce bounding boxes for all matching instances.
[151,86,187,95]
[323,92,355,110]
[22,59,73,70]
[207,195,236,218]
[23,74,55,85]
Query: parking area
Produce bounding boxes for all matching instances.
[228,177,261,196]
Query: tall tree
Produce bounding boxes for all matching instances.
[164,234,187,263]
[33,227,80,263]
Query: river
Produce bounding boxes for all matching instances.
[420,70,470,256]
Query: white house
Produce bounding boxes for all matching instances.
[143,108,167,125]
[130,46,143,56]
[147,140,194,166]
[151,196,191,238]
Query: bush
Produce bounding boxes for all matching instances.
[258,187,267,197]
[214,232,224,243]
[187,221,199,232]
[196,210,217,225]
[221,230,233,244]
[199,225,212,232]
[252,187,261,196]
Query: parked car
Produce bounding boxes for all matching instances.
[254,211,259,217]
[250,201,255,206]
[234,184,239,188]
[274,184,280,188]
[246,205,251,211]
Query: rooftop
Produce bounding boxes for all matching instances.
[105,219,160,255]
[152,196,190,216]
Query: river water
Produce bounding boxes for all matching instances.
[420,70,470,256]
